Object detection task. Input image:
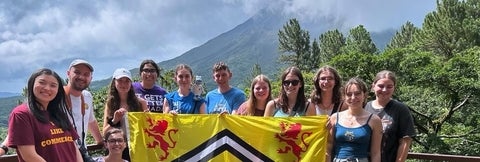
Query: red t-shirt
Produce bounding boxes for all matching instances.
[8,103,79,162]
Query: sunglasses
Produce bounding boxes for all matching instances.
[282,80,300,86]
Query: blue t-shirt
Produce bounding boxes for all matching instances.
[334,113,373,159]
[132,82,167,113]
[165,91,204,114]
[205,87,246,114]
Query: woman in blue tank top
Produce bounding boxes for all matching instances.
[326,77,383,162]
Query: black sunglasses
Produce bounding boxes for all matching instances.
[282,80,300,86]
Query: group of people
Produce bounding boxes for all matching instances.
[1,58,416,162]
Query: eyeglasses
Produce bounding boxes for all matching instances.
[142,68,157,73]
[282,80,300,86]
[107,139,125,144]
[319,76,334,82]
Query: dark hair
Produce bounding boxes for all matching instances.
[27,68,71,130]
[245,74,272,115]
[344,77,368,105]
[310,65,342,105]
[139,59,160,76]
[212,62,230,73]
[278,66,306,114]
[106,78,143,118]
[104,128,126,141]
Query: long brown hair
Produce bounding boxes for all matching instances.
[105,78,142,118]
[277,66,306,114]
[245,74,272,116]
[310,65,342,105]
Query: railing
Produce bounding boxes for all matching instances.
[1,144,480,162]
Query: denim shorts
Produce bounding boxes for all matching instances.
[333,157,369,162]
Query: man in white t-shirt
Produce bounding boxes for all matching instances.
[66,59,103,149]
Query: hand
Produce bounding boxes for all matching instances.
[113,108,127,123]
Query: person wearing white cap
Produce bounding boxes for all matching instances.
[65,59,103,155]
[103,68,148,161]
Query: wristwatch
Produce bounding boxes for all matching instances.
[0,144,8,153]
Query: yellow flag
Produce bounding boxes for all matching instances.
[128,113,328,162]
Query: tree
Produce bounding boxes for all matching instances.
[278,18,311,70]
[318,29,346,62]
[415,0,480,59]
[342,25,378,55]
[386,21,420,50]
[242,63,263,95]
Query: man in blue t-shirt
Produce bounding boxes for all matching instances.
[205,62,246,114]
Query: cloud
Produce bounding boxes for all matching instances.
[0,0,435,93]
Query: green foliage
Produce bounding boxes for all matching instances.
[278,18,311,71]
[318,29,346,63]
[386,21,419,50]
[343,25,378,55]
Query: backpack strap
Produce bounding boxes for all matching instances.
[64,86,86,116]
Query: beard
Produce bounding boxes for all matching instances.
[71,80,90,91]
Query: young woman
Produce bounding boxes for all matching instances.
[132,59,168,113]
[235,74,272,116]
[163,64,206,114]
[94,128,128,162]
[264,66,315,117]
[103,68,148,161]
[8,68,82,162]
[326,77,382,162]
[365,70,416,162]
[310,65,345,116]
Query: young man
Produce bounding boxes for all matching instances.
[65,59,103,149]
[205,62,246,114]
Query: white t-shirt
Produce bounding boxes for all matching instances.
[69,90,96,148]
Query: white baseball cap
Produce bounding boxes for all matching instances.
[112,68,132,80]
[69,59,94,72]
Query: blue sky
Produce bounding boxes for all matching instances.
[0,0,436,93]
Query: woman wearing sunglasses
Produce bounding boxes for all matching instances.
[264,66,315,117]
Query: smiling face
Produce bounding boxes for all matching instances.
[318,70,336,92]
[106,132,126,154]
[115,77,132,94]
[175,68,192,88]
[141,63,158,84]
[67,64,92,91]
[373,78,395,101]
[345,84,366,108]
[253,80,270,101]
[282,73,302,96]
[213,69,231,86]
[33,74,59,108]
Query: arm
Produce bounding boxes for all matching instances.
[305,102,316,116]
[88,120,104,145]
[396,137,412,162]
[199,103,206,114]
[0,136,8,156]
[370,115,383,162]
[163,98,171,114]
[139,98,149,112]
[17,145,47,162]
[263,100,276,117]
[325,114,336,162]
[75,145,83,162]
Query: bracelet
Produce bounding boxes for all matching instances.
[0,144,8,153]
[107,118,121,127]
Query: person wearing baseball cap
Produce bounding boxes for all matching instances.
[66,59,103,162]
[103,68,148,161]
